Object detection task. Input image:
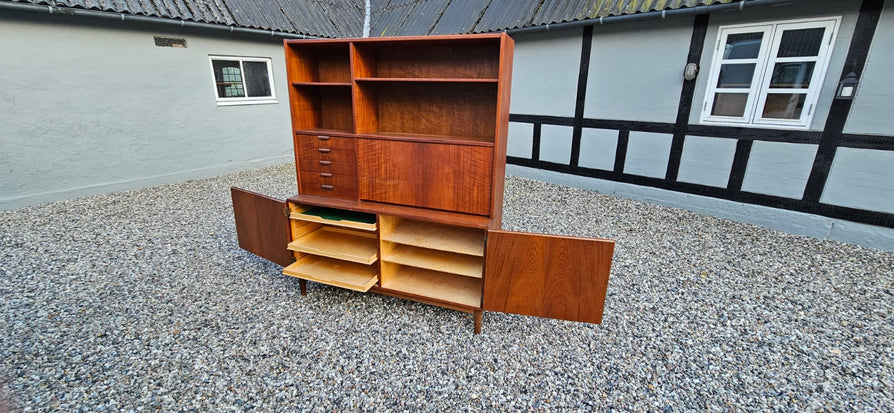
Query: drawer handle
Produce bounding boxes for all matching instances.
[321,184,334,190]
[317,135,330,141]
[317,148,331,153]
[320,173,333,178]
[319,160,332,166]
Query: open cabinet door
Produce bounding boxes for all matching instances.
[483,230,614,324]
[230,187,293,267]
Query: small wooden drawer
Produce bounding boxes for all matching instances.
[298,156,357,175]
[296,146,356,164]
[296,134,356,151]
[299,172,357,199]
[301,171,356,187]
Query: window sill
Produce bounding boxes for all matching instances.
[698,122,817,132]
[216,99,279,107]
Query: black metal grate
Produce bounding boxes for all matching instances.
[154,36,187,48]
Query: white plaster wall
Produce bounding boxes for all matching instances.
[586,19,693,123]
[623,132,672,179]
[677,136,737,188]
[508,30,581,117]
[845,0,894,135]
[539,125,573,164]
[578,128,617,171]
[507,122,534,158]
[741,142,817,199]
[822,148,894,214]
[0,14,294,209]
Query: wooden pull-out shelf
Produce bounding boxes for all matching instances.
[383,244,482,278]
[287,227,377,264]
[289,205,377,231]
[381,218,484,256]
[283,256,377,292]
[380,266,481,308]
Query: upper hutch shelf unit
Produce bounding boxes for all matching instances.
[232,34,615,334]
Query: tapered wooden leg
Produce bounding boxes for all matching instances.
[299,279,307,296]
[474,310,482,334]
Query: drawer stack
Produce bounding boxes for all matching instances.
[296,134,357,199]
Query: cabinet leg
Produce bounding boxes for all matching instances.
[474,310,482,334]
[299,279,307,296]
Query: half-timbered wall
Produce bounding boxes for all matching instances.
[507,0,894,251]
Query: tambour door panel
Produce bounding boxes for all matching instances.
[357,139,493,216]
[483,230,614,324]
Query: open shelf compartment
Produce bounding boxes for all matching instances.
[379,264,482,308]
[382,243,483,278]
[354,81,497,141]
[379,216,485,256]
[352,39,501,80]
[286,42,352,83]
[290,84,354,133]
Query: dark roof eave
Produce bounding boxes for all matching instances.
[504,0,799,35]
[0,1,322,39]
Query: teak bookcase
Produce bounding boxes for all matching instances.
[231,33,615,334]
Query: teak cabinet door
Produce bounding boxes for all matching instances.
[230,187,293,267]
[483,230,614,324]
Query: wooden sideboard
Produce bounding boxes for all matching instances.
[232,33,614,333]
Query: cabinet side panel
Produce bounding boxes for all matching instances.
[484,230,614,324]
[231,187,293,267]
[357,139,493,216]
[491,33,514,227]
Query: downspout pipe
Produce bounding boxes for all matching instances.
[506,0,798,35]
[0,1,318,39]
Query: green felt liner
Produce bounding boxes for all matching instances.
[301,206,377,224]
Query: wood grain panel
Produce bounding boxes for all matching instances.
[359,42,500,79]
[230,187,292,267]
[357,139,493,216]
[483,230,614,324]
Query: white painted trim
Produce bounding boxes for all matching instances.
[700,16,841,129]
[208,55,277,104]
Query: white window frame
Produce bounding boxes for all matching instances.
[700,17,840,129]
[208,56,277,106]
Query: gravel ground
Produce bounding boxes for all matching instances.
[1,163,892,412]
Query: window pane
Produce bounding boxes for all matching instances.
[724,32,764,59]
[761,93,807,119]
[711,93,749,117]
[717,63,756,88]
[212,60,245,98]
[244,61,272,98]
[769,62,815,88]
[777,28,824,58]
